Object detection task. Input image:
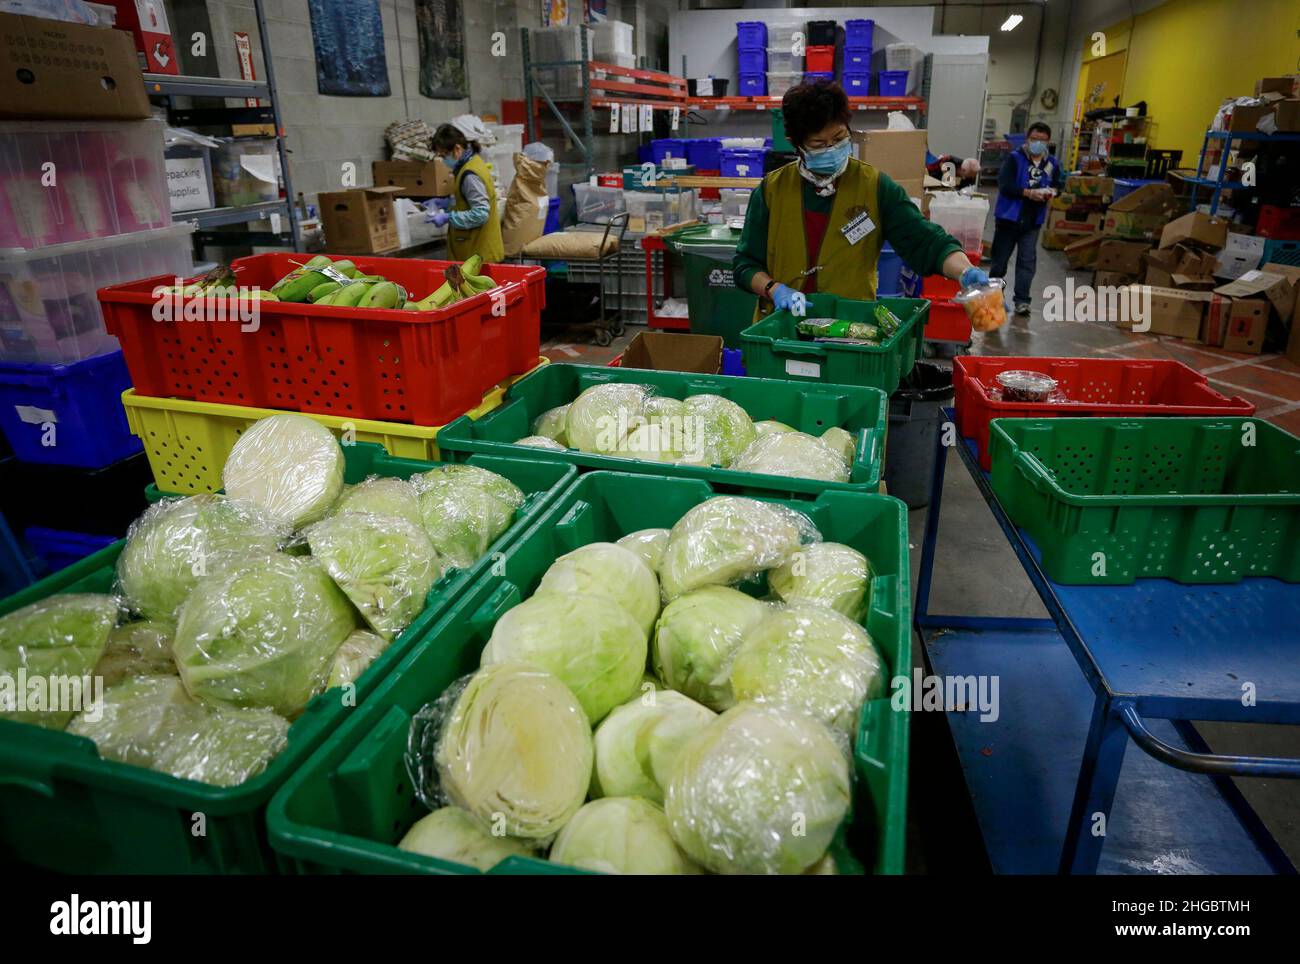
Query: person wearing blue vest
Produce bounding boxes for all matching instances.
[992,122,1059,317]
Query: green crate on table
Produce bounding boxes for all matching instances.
[434,363,889,498]
[0,443,574,874]
[739,294,928,395]
[267,471,911,876]
[989,416,1300,585]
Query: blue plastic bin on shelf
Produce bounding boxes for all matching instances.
[722,348,745,376]
[738,48,766,74]
[877,243,903,297]
[650,138,691,165]
[721,149,766,178]
[843,71,871,94]
[737,21,767,49]
[543,196,562,234]
[687,137,722,170]
[804,71,834,84]
[879,70,909,96]
[24,527,116,577]
[843,46,872,69]
[846,19,873,47]
[738,73,766,96]
[0,351,141,469]
[637,143,653,164]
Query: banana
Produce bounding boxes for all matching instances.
[400,301,420,311]
[461,254,483,276]
[358,281,400,309]
[314,291,337,306]
[330,281,374,308]
[271,255,343,302]
[466,273,496,292]
[308,281,342,302]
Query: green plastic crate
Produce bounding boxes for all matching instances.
[0,443,574,874]
[989,417,1300,585]
[267,471,911,876]
[434,363,889,498]
[739,294,928,395]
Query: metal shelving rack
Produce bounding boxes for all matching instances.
[1186,128,1300,214]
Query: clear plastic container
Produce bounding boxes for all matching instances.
[572,183,627,224]
[766,48,803,72]
[927,191,989,253]
[0,119,170,249]
[591,19,633,58]
[721,188,753,222]
[767,71,803,98]
[212,139,281,208]
[884,43,922,71]
[953,278,1007,333]
[624,189,696,233]
[767,21,804,49]
[0,223,196,364]
[995,370,1058,403]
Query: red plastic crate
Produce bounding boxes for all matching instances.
[920,250,982,301]
[696,169,721,200]
[1257,204,1300,241]
[98,253,545,426]
[955,356,1257,470]
[923,298,971,344]
[805,45,835,72]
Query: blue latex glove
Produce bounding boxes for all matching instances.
[425,196,453,211]
[771,283,807,317]
[426,209,450,227]
[961,266,990,289]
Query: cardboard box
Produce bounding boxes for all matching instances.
[1215,268,1298,322]
[1064,234,1104,269]
[1144,285,1211,340]
[1169,274,1217,291]
[1274,99,1300,132]
[110,0,179,74]
[852,129,927,183]
[1096,239,1149,275]
[372,160,454,197]
[1202,294,1232,347]
[1223,299,1268,353]
[1145,264,1174,288]
[0,12,151,119]
[1159,211,1229,251]
[1215,233,1266,280]
[1042,211,1102,250]
[1227,100,1278,133]
[1095,270,1140,288]
[1103,183,1180,241]
[319,186,403,254]
[620,331,723,374]
[1064,175,1115,199]
[1257,76,1300,97]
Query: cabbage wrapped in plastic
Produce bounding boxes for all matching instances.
[730,604,885,740]
[652,586,768,710]
[513,435,566,451]
[550,797,702,875]
[675,394,755,467]
[753,420,795,438]
[95,620,176,687]
[331,477,423,531]
[622,422,682,462]
[531,404,570,445]
[424,662,593,839]
[768,542,873,621]
[645,395,686,424]
[565,383,651,455]
[591,689,716,802]
[616,528,670,574]
[664,702,851,875]
[658,497,819,601]
[398,806,537,871]
[821,426,857,464]
[327,629,390,689]
[221,414,346,528]
[535,542,659,637]
[480,593,646,723]
[731,431,849,483]
[411,465,524,569]
[116,495,289,620]
[0,593,119,729]
[173,554,356,717]
[305,511,442,641]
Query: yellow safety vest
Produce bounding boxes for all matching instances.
[449,153,504,263]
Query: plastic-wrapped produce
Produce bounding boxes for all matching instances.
[221,414,346,529]
[534,542,659,637]
[658,497,819,601]
[116,495,289,620]
[95,620,176,687]
[768,542,872,620]
[652,586,768,710]
[327,629,390,689]
[550,797,702,875]
[331,477,424,531]
[675,394,755,467]
[731,431,849,482]
[411,465,524,569]
[820,426,856,464]
[172,554,356,717]
[645,395,686,424]
[531,404,570,445]
[513,435,567,451]
[398,806,537,870]
[591,690,716,802]
[565,383,651,455]
[664,702,851,874]
[480,593,646,723]
[413,662,593,839]
[305,512,442,641]
[623,422,682,462]
[0,593,119,729]
[753,420,795,437]
[730,604,885,740]
[411,465,524,510]
[616,528,670,573]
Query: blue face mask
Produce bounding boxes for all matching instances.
[803,138,852,174]
[1026,140,1048,157]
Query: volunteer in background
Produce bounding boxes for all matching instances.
[991,122,1059,317]
[927,153,982,187]
[733,81,984,319]
[425,115,504,263]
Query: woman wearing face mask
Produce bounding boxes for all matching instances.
[991,121,1058,317]
[424,115,504,263]
[733,81,984,320]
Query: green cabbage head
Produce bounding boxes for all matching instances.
[652,585,769,710]
[411,465,524,569]
[95,620,176,687]
[331,477,423,531]
[591,689,716,803]
[327,629,390,689]
[732,431,849,482]
[616,528,670,574]
[535,542,659,637]
[514,435,567,451]
[821,426,857,464]
[531,404,570,445]
[398,807,537,871]
[565,383,650,455]
[221,414,346,528]
[676,394,755,467]
[768,542,873,621]
[550,797,702,875]
[754,420,795,437]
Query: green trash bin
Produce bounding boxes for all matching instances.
[666,224,758,349]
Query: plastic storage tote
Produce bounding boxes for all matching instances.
[0,349,141,468]
[766,48,803,73]
[720,149,766,178]
[738,48,766,74]
[740,294,928,395]
[120,358,548,494]
[767,21,804,49]
[844,47,872,69]
[22,526,116,575]
[843,71,871,95]
[212,139,280,207]
[922,299,971,345]
[623,190,697,233]
[883,43,921,71]
[267,471,912,875]
[845,19,874,47]
[664,224,759,348]
[878,70,909,96]
[804,71,833,85]
[572,183,627,224]
[736,20,767,49]
[0,452,153,538]
[686,137,722,170]
[0,119,171,249]
[806,45,835,72]
[591,19,633,59]
[98,252,546,426]
[766,72,802,98]
[649,138,691,165]
[720,188,753,221]
[988,417,1300,585]
[434,363,889,498]
[807,20,838,45]
[955,356,1256,470]
[927,192,989,253]
[876,243,904,297]
[738,73,767,96]
[0,441,576,873]
[1,222,196,365]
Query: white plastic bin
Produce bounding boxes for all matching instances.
[767,72,802,98]
[767,21,804,49]
[0,223,196,364]
[884,43,922,71]
[927,192,989,253]
[766,48,803,72]
[212,139,281,207]
[573,183,627,224]
[624,190,696,233]
[720,188,753,222]
[591,20,634,59]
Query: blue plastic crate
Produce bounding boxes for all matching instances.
[720,149,767,178]
[843,70,871,94]
[845,19,874,48]
[738,73,767,96]
[650,138,691,165]
[843,46,872,69]
[879,70,909,96]
[738,48,766,74]
[543,196,562,234]
[877,243,903,297]
[0,350,141,469]
[736,21,767,49]
[686,137,722,170]
[1263,239,1300,268]
[804,71,834,84]
[722,348,745,376]
[24,527,116,577]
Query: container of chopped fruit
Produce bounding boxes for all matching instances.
[994,369,1058,402]
[953,277,1007,332]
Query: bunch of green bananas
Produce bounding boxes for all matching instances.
[409,255,498,311]
[267,254,498,312]
[158,265,280,301]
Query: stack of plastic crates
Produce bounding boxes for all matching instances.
[737,21,768,95]
[842,19,873,94]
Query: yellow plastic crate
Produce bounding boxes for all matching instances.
[122,357,548,495]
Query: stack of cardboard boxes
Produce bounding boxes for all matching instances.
[1044,175,1114,252]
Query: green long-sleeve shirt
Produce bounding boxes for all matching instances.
[732,171,963,292]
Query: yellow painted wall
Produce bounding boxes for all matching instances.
[1085,0,1300,161]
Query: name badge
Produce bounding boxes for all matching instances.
[841,212,875,246]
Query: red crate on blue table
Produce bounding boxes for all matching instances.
[98,253,545,426]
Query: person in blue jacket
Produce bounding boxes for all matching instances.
[992,122,1059,316]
